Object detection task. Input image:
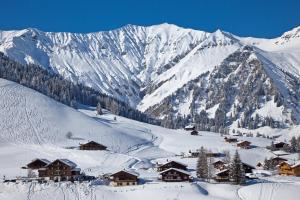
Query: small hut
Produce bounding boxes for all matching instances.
[109,170,139,186]
[237,141,251,149]
[79,141,107,151]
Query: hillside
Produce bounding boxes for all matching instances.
[0,78,299,200]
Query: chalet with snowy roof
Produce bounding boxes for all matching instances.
[24,158,51,170]
[159,168,191,182]
[279,161,300,176]
[109,170,139,186]
[157,160,188,172]
[237,140,251,149]
[242,162,255,173]
[79,141,107,151]
[190,130,199,135]
[38,159,81,181]
[214,169,229,182]
[224,137,238,143]
[213,160,226,170]
[269,157,288,166]
[274,141,289,149]
[184,124,195,131]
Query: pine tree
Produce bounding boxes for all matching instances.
[290,136,297,153]
[196,147,208,181]
[229,150,245,185]
[96,102,103,115]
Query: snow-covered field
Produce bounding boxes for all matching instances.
[0,78,300,200]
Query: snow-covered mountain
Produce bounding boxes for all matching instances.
[1,24,300,132]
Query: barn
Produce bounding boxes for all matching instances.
[79,141,107,150]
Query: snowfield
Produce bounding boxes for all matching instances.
[0,78,300,199]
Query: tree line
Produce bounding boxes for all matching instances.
[0,52,159,125]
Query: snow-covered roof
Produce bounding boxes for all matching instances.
[29,158,51,165]
[272,150,290,156]
[215,169,229,175]
[110,169,139,177]
[237,140,251,145]
[71,168,81,172]
[160,160,188,167]
[213,160,225,164]
[47,159,77,168]
[292,161,300,168]
[185,124,195,128]
[159,168,191,175]
[282,161,300,168]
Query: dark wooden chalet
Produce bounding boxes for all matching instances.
[237,141,251,149]
[224,137,238,143]
[160,168,191,182]
[157,161,188,172]
[213,160,226,170]
[214,169,229,182]
[109,170,139,186]
[242,162,255,173]
[38,159,81,181]
[79,141,107,151]
[190,130,199,135]
[274,141,289,149]
[269,157,288,166]
[24,159,51,170]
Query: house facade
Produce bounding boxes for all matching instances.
[160,168,191,182]
[109,170,139,186]
[38,159,81,181]
[279,161,300,176]
[79,141,107,150]
[214,169,229,182]
[237,141,251,149]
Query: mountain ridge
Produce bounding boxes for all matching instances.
[1,23,300,132]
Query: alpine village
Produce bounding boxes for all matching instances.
[7,124,300,187]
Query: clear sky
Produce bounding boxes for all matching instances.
[1,0,300,38]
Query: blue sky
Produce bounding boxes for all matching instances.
[1,0,300,38]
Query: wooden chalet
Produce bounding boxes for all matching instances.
[212,160,226,170]
[79,141,107,151]
[24,159,51,170]
[184,124,195,131]
[109,170,139,186]
[256,162,263,169]
[237,141,251,149]
[38,159,81,181]
[190,130,199,135]
[242,162,255,173]
[224,137,238,143]
[269,157,288,166]
[279,161,300,176]
[157,161,187,172]
[214,169,229,182]
[274,141,289,149]
[159,168,191,182]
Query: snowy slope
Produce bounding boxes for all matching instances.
[0,78,152,151]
